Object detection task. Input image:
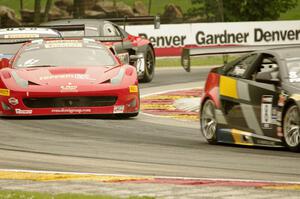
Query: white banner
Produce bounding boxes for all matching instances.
[127,20,300,48]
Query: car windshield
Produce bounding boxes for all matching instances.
[286,58,300,82]
[14,45,117,68]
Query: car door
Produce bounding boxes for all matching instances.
[219,53,279,140]
[244,54,280,140]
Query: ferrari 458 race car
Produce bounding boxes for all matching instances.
[42,17,157,82]
[185,45,300,152]
[0,38,139,117]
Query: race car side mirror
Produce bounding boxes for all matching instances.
[0,58,10,69]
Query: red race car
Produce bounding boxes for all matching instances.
[0,38,139,117]
[42,17,158,82]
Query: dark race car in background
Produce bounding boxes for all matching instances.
[0,38,139,118]
[183,45,300,152]
[42,16,159,82]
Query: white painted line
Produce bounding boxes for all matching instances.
[1,168,300,184]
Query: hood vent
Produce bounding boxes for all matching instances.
[100,79,111,84]
[28,81,40,86]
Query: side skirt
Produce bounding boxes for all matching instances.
[216,128,284,148]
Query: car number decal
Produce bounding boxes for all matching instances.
[261,95,273,129]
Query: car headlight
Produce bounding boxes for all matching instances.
[11,71,28,88]
[111,68,125,85]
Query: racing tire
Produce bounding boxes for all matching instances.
[140,46,155,83]
[200,99,218,144]
[283,104,300,152]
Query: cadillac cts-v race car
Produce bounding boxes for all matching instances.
[198,46,300,152]
[0,38,139,117]
[42,17,157,82]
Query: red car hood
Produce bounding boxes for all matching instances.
[12,66,120,86]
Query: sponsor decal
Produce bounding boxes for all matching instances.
[129,85,138,93]
[127,21,300,56]
[60,83,78,92]
[139,33,187,47]
[51,108,91,114]
[4,34,39,39]
[261,95,273,129]
[277,127,283,137]
[0,89,10,96]
[135,53,145,75]
[15,109,32,114]
[40,74,96,81]
[45,40,82,48]
[113,105,124,113]
[8,97,19,106]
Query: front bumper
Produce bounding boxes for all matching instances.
[0,86,139,116]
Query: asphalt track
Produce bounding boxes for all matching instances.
[0,67,300,184]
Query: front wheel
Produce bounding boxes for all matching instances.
[200,99,218,144]
[140,46,155,83]
[283,104,300,152]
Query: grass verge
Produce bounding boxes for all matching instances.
[0,190,155,199]
[156,55,237,67]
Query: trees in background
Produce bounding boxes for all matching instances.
[28,0,299,24]
[186,0,298,22]
[32,0,53,24]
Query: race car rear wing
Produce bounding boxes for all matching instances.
[40,24,123,42]
[0,36,122,59]
[0,27,63,56]
[103,16,160,29]
[181,44,300,72]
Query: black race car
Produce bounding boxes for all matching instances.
[185,45,300,152]
[42,17,158,82]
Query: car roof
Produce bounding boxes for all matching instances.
[261,46,300,59]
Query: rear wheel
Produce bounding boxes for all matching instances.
[140,46,155,83]
[200,99,218,144]
[283,104,300,152]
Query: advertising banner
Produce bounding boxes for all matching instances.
[127,20,300,56]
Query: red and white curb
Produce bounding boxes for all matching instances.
[141,88,202,121]
[0,169,300,190]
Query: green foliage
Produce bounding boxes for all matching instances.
[0,190,155,199]
[186,0,298,21]
[156,56,237,67]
